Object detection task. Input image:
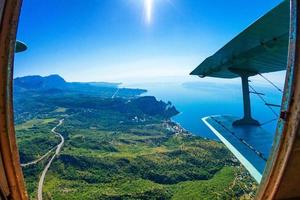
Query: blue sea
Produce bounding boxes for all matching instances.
[125,80,283,140]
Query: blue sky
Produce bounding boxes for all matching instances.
[15,0,284,84]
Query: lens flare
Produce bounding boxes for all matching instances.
[145,0,153,24]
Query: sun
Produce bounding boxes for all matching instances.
[144,0,153,24]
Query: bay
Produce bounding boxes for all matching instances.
[124,80,283,140]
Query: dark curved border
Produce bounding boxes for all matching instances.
[256,0,300,199]
[0,1,300,199]
[0,0,27,199]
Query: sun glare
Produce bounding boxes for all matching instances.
[145,0,153,24]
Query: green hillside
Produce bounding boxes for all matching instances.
[14,75,257,200]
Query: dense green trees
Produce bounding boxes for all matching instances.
[14,76,256,199]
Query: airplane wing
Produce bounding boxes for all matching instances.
[190,1,290,183]
[203,116,274,183]
[190,0,289,78]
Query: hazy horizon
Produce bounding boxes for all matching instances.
[14,71,286,90]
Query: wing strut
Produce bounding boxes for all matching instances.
[229,68,260,126]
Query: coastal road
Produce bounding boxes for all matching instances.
[37,119,64,200]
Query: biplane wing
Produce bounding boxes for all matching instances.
[203,116,274,182]
[190,0,289,78]
[191,0,290,183]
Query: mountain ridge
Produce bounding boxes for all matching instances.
[14,74,122,90]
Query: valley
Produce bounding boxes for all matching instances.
[14,75,257,200]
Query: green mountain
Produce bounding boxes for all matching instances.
[14,74,122,90]
[14,74,67,90]
[14,74,145,98]
[14,75,256,200]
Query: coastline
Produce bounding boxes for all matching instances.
[168,115,217,141]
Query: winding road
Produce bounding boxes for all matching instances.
[37,119,64,200]
[21,147,56,167]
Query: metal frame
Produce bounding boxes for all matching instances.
[256,0,300,199]
[0,0,299,199]
[0,0,27,199]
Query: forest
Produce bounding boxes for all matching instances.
[14,75,257,199]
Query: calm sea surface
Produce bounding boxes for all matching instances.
[125,81,283,140]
